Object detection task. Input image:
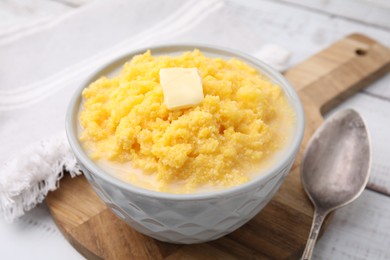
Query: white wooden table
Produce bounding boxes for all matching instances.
[1,0,389,259]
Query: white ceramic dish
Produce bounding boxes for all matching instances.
[66,44,305,244]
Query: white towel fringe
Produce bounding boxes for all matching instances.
[0,132,81,222]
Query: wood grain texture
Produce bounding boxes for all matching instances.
[46,34,390,259]
[275,0,390,30]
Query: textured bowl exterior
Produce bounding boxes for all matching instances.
[66,44,305,244]
[79,157,294,243]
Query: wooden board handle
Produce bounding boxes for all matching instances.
[284,33,390,159]
[286,34,390,114]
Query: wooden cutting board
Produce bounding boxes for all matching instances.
[46,34,390,259]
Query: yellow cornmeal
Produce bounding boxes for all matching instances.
[79,50,294,193]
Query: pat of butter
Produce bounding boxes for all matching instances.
[160,68,204,110]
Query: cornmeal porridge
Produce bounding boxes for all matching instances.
[78,50,295,193]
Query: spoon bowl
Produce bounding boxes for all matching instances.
[301,109,371,259]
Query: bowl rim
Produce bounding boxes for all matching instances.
[66,43,305,200]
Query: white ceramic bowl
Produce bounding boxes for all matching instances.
[66,45,305,244]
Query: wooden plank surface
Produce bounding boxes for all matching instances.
[276,0,390,30]
[46,34,390,259]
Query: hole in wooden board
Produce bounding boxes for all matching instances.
[355,49,367,56]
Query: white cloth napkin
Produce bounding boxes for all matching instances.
[0,132,81,222]
[0,0,291,222]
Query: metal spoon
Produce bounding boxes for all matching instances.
[301,109,371,260]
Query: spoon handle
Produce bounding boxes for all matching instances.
[302,210,327,260]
